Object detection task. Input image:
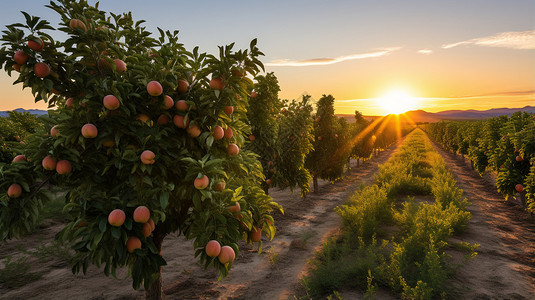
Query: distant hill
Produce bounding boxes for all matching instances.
[338,106,535,123]
[0,108,48,118]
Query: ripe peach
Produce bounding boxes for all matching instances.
[34,62,50,78]
[50,125,59,138]
[194,175,209,190]
[142,223,152,237]
[175,100,188,111]
[224,127,233,139]
[137,114,150,124]
[28,38,44,51]
[251,226,262,242]
[187,124,201,137]
[224,106,234,115]
[218,246,235,264]
[56,160,72,175]
[227,144,239,157]
[140,150,155,165]
[65,98,74,108]
[249,134,255,141]
[228,202,240,213]
[13,64,21,72]
[157,114,170,125]
[126,236,142,253]
[69,19,87,32]
[213,125,224,140]
[214,180,226,191]
[515,184,524,193]
[42,155,57,170]
[81,123,98,138]
[162,95,174,109]
[177,79,189,94]
[148,219,155,232]
[205,240,221,257]
[133,206,151,223]
[113,59,126,73]
[12,155,26,162]
[266,179,271,185]
[209,77,225,90]
[516,155,523,162]
[103,95,120,110]
[318,136,322,141]
[102,139,115,147]
[147,81,163,96]
[250,91,258,98]
[267,161,273,166]
[173,115,189,128]
[108,209,126,227]
[13,50,29,65]
[7,183,22,198]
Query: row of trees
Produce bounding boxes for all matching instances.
[422,112,535,213]
[0,1,409,299]
[0,111,42,162]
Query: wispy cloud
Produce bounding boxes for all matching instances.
[417,49,433,55]
[265,47,401,67]
[443,30,535,50]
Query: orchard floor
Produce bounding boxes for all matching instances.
[0,143,401,300]
[2,133,535,300]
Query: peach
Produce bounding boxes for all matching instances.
[103,95,120,110]
[50,125,60,138]
[142,223,152,237]
[42,155,57,170]
[224,106,234,115]
[13,50,29,65]
[213,126,224,140]
[249,134,255,141]
[227,143,239,157]
[194,175,209,190]
[173,115,189,128]
[113,59,126,73]
[81,123,98,138]
[516,155,523,162]
[147,81,163,96]
[56,160,72,175]
[108,209,126,227]
[187,124,201,138]
[209,77,225,90]
[126,236,142,253]
[177,79,189,94]
[140,150,155,165]
[28,38,44,51]
[65,98,74,108]
[175,100,188,111]
[148,219,155,232]
[34,62,50,78]
[12,155,26,163]
[7,183,22,198]
[251,226,262,242]
[133,206,151,223]
[515,184,524,193]
[218,246,235,264]
[205,240,221,258]
[214,180,226,191]
[266,179,271,185]
[137,114,150,124]
[102,139,115,147]
[228,202,240,213]
[13,64,21,72]
[157,114,170,125]
[162,95,174,109]
[224,127,233,139]
[250,91,258,98]
[69,19,87,32]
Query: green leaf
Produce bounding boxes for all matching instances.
[160,192,169,209]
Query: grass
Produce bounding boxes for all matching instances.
[302,129,478,299]
[0,256,43,289]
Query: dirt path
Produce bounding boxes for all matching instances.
[430,140,535,299]
[0,142,402,300]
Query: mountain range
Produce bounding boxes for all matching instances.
[1,106,534,123]
[338,105,535,123]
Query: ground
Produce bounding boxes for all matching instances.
[1,133,534,300]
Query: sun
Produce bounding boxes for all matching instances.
[379,90,419,115]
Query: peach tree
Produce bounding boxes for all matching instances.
[0,0,281,299]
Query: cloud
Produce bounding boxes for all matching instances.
[265,47,400,67]
[417,49,433,55]
[443,30,535,50]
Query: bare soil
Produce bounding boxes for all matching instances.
[0,143,401,300]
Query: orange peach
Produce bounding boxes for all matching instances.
[187,124,201,137]
[133,206,151,223]
[515,184,524,193]
[113,59,127,73]
[214,180,226,191]
[56,160,72,175]
[42,155,57,170]
[13,50,29,65]
[157,114,170,125]
[28,38,44,51]
[224,106,234,115]
[194,175,209,190]
[147,81,163,96]
[224,127,233,139]
[173,115,189,128]
[69,19,87,32]
[126,236,142,253]
[209,77,225,90]
[12,155,26,163]
[162,95,174,109]
[218,246,235,264]
[140,150,155,165]
[205,240,221,257]
[227,144,239,157]
[213,126,224,140]
[251,226,262,242]
[228,202,240,213]
[34,62,50,78]
[177,79,189,94]
[103,95,120,110]
[50,125,60,138]
[108,209,126,227]
[142,223,152,237]
[7,183,22,198]
[175,100,188,111]
[81,123,98,138]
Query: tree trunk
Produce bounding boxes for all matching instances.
[263,185,269,195]
[146,228,165,300]
[357,158,360,167]
[313,176,318,193]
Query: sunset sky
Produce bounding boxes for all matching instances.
[0,0,534,115]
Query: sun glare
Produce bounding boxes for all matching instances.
[379,90,419,115]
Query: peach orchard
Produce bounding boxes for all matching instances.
[0,0,282,299]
